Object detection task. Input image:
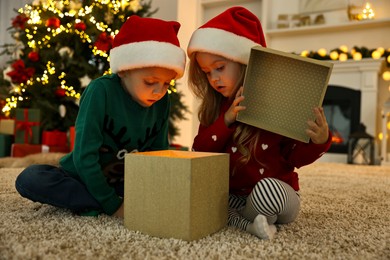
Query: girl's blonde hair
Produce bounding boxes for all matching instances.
[188,53,264,174]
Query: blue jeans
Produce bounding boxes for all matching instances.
[15,164,122,214]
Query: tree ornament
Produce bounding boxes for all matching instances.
[9,84,21,95]
[58,47,74,58]
[6,60,35,84]
[55,1,64,11]
[94,32,114,52]
[46,17,61,28]
[104,12,114,24]
[59,104,66,118]
[11,15,29,30]
[74,22,86,31]
[28,51,40,62]
[79,75,91,88]
[69,0,82,11]
[10,41,24,60]
[129,0,143,12]
[55,87,67,97]
[3,66,13,83]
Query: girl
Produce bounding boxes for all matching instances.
[187,6,332,239]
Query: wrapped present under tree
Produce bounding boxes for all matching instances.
[15,108,41,144]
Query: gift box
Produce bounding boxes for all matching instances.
[0,119,15,135]
[15,109,41,144]
[236,46,333,143]
[0,134,13,157]
[124,150,229,241]
[11,144,70,157]
[42,130,68,147]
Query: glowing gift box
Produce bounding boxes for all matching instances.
[124,150,229,241]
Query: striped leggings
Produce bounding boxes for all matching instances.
[228,178,300,230]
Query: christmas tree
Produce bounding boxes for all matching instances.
[0,0,188,140]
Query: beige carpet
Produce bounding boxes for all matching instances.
[1,162,389,259]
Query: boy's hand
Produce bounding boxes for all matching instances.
[306,107,329,144]
[113,203,124,218]
[224,87,246,127]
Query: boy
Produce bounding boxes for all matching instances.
[15,15,186,218]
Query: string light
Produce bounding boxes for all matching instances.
[383,71,390,81]
[353,52,362,60]
[299,45,390,85]
[330,51,339,60]
[361,2,375,20]
[372,50,382,59]
[317,48,327,57]
[339,53,348,61]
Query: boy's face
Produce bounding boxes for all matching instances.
[119,67,177,107]
[196,52,241,99]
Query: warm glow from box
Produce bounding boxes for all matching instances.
[134,150,226,159]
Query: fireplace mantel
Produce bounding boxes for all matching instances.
[320,58,386,163]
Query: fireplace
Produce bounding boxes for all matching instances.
[324,85,361,154]
[319,58,386,164]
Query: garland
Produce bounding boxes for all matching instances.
[297,46,390,67]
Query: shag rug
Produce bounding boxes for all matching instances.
[0,161,389,260]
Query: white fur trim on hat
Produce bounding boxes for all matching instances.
[187,28,259,65]
[110,41,186,78]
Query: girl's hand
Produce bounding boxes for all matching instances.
[224,87,246,127]
[306,107,329,144]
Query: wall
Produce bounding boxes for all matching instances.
[265,0,390,52]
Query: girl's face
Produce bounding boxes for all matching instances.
[196,52,242,99]
[118,67,176,107]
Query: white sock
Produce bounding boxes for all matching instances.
[246,214,277,240]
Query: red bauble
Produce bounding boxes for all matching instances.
[94,32,114,52]
[46,17,61,28]
[55,88,67,97]
[74,22,86,31]
[12,15,29,30]
[28,51,40,62]
[6,59,35,84]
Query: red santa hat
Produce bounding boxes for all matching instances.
[187,6,266,65]
[110,15,186,78]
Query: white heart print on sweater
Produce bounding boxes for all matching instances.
[259,168,264,175]
[262,144,268,150]
[212,135,217,141]
[231,147,237,153]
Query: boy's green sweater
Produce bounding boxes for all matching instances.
[60,74,170,215]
